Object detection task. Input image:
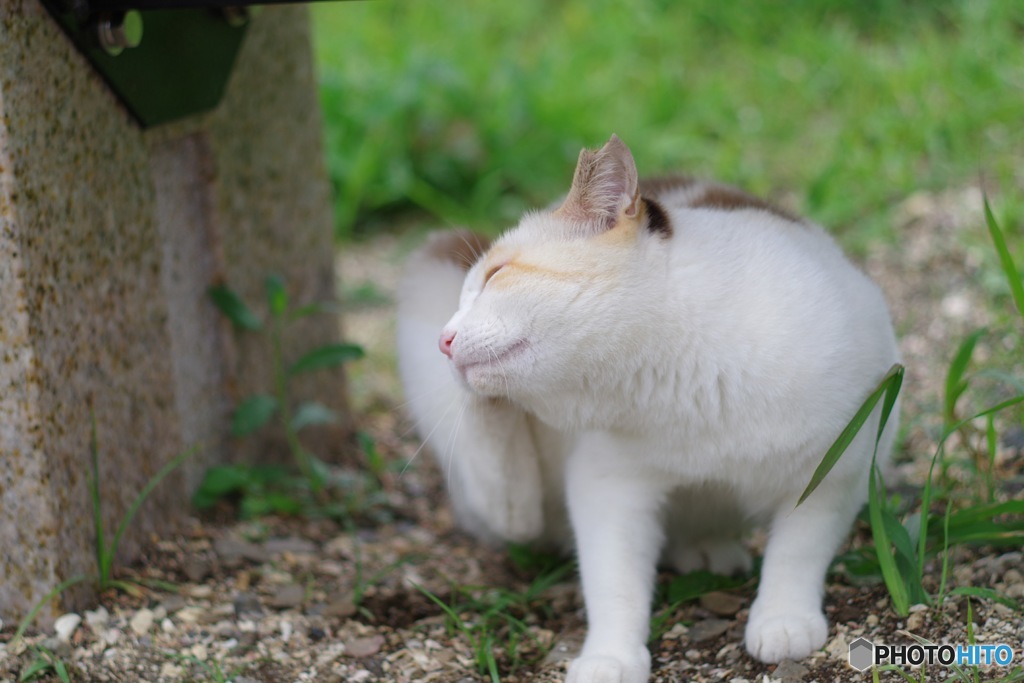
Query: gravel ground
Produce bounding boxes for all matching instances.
[2,187,1022,683]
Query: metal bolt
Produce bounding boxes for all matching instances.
[97,11,143,57]
[221,7,251,28]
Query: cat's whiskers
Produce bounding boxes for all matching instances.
[458,230,492,269]
[396,395,460,479]
[443,396,470,494]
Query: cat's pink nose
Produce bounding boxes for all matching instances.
[439,330,456,358]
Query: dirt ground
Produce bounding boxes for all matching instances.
[2,187,1022,683]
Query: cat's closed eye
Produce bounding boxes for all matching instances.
[483,263,505,285]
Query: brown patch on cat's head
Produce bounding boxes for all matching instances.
[425,230,492,271]
[642,197,672,238]
[638,175,699,199]
[691,186,803,224]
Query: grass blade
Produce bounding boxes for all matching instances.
[89,412,107,584]
[13,575,90,646]
[106,447,198,586]
[868,458,911,616]
[984,196,1024,322]
[797,363,903,506]
[949,586,1021,612]
[943,328,986,429]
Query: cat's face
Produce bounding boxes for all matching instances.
[441,214,639,401]
[439,135,660,408]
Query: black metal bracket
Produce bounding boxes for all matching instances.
[38,1,311,127]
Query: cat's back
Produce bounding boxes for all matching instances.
[641,176,897,399]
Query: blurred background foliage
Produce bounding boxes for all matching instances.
[312,0,1023,251]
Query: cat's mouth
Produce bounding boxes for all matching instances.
[453,339,530,376]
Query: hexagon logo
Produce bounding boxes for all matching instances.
[849,637,875,671]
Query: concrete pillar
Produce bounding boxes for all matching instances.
[0,1,349,623]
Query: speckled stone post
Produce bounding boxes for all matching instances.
[0,2,349,623]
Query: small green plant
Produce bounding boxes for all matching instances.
[415,556,574,682]
[19,647,71,683]
[14,420,196,646]
[206,276,364,495]
[193,433,392,523]
[802,198,1024,618]
[649,569,750,642]
[164,652,243,683]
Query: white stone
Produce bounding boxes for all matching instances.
[130,608,155,636]
[53,613,81,642]
[190,643,208,661]
[281,620,293,641]
[906,611,926,631]
[176,607,203,624]
[84,606,109,630]
[160,618,175,633]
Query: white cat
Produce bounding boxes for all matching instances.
[396,135,899,683]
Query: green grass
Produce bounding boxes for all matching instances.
[415,555,575,682]
[816,202,1023,623]
[313,0,1024,250]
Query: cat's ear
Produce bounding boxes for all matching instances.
[557,134,641,230]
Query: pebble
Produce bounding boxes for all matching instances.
[234,592,265,618]
[214,536,270,564]
[826,633,848,660]
[700,591,745,617]
[160,663,183,679]
[323,595,357,618]
[84,606,109,630]
[269,583,305,609]
[344,634,385,658]
[184,556,213,582]
[688,618,731,643]
[906,611,926,631]
[265,536,317,555]
[189,584,213,599]
[41,636,71,657]
[130,608,154,636]
[281,620,293,641]
[161,618,175,633]
[160,595,187,614]
[309,626,327,641]
[53,613,81,642]
[773,659,810,682]
[866,614,879,626]
[541,633,583,665]
[176,606,204,624]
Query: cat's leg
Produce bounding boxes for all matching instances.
[396,231,545,543]
[744,474,863,663]
[565,434,671,683]
[666,538,752,576]
[662,486,751,576]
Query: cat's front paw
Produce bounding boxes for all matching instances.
[744,605,827,663]
[566,648,650,683]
